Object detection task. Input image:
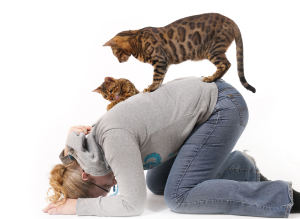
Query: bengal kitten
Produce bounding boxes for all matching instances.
[104,13,255,93]
[93,77,139,111]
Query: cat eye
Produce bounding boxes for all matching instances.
[110,89,113,93]
[104,95,107,98]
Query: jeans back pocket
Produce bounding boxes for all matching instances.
[227,94,248,127]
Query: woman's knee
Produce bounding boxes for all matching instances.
[230,150,245,160]
[163,181,187,212]
[215,150,258,181]
[164,185,178,212]
[146,156,176,195]
[165,199,181,212]
[228,150,256,168]
[146,170,165,195]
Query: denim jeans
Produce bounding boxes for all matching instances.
[146,79,293,218]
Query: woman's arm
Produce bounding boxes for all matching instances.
[76,129,147,216]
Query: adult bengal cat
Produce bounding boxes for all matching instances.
[104,13,255,93]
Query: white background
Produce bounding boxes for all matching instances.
[1,0,300,218]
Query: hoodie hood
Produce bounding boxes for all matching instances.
[66,129,112,176]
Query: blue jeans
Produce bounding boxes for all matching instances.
[146,80,293,218]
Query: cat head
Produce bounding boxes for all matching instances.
[93,77,122,102]
[103,30,138,63]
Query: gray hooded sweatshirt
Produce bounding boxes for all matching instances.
[59,77,218,217]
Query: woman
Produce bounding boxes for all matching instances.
[43,77,299,217]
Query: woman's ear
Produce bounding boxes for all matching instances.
[81,171,90,181]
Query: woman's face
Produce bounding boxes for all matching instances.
[87,171,117,197]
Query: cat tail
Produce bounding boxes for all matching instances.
[234,27,256,93]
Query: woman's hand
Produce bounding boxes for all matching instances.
[64,125,92,156]
[43,199,77,215]
[68,125,92,137]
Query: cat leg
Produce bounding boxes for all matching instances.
[143,61,168,93]
[106,98,126,111]
[203,54,231,83]
[106,92,137,110]
[107,102,115,111]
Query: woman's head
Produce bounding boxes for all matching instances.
[47,160,117,205]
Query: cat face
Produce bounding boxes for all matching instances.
[93,77,121,102]
[103,36,132,63]
[111,46,130,63]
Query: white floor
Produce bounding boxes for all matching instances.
[14,160,300,219]
[32,188,300,219]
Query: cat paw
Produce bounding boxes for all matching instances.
[143,85,156,92]
[143,88,152,93]
[143,85,159,93]
[202,76,214,83]
[107,104,113,111]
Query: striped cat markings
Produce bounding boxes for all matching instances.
[93,77,139,111]
[104,13,255,93]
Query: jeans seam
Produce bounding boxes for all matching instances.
[285,202,292,218]
[174,110,220,201]
[219,87,234,93]
[180,198,292,209]
[227,95,246,127]
[243,151,260,182]
[215,168,258,177]
[285,182,293,217]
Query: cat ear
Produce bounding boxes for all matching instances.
[105,77,115,83]
[92,87,102,93]
[103,39,115,47]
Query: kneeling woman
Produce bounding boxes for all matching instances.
[43,77,298,217]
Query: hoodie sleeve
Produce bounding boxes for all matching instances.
[76,129,147,216]
[65,131,112,176]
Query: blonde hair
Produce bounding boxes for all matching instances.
[47,160,92,206]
